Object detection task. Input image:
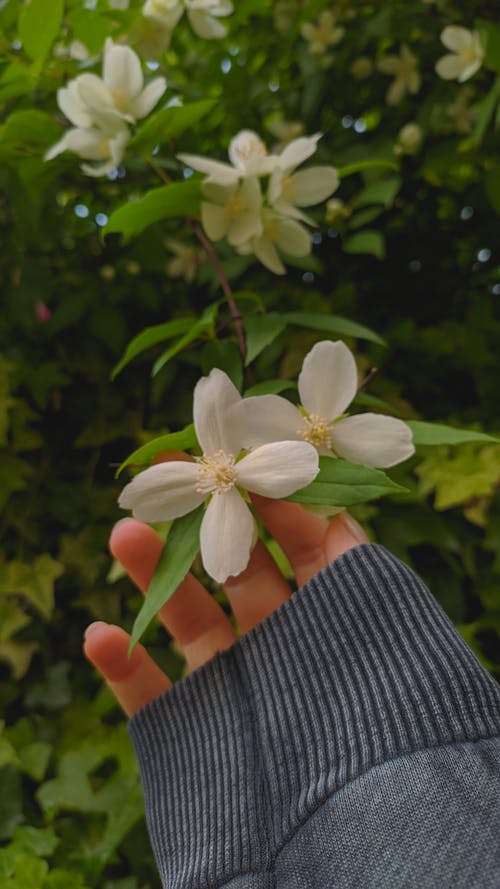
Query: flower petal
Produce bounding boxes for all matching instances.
[187,8,228,38]
[177,152,240,185]
[441,25,472,53]
[458,59,482,82]
[200,489,255,582]
[76,73,116,116]
[57,81,94,128]
[331,414,415,467]
[287,166,339,206]
[253,237,286,275]
[118,461,203,521]
[435,54,465,81]
[193,368,243,455]
[201,201,228,240]
[232,395,302,447]
[277,133,322,172]
[237,440,319,497]
[131,77,167,118]
[298,340,358,420]
[103,38,143,97]
[275,217,311,257]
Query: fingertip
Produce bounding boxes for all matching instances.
[325,512,369,561]
[83,621,145,682]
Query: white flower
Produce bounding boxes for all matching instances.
[165,239,206,281]
[235,341,415,467]
[185,0,233,39]
[45,126,129,177]
[119,369,319,583]
[236,209,311,275]
[268,163,339,223]
[301,11,345,56]
[143,0,184,30]
[378,45,421,105]
[201,177,263,246]
[325,197,350,224]
[178,129,274,186]
[394,122,423,156]
[435,26,484,82]
[445,86,478,134]
[267,119,304,151]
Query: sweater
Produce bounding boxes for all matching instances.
[129,544,500,889]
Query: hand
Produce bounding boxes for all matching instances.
[83,496,368,717]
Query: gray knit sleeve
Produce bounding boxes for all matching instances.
[128,544,500,889]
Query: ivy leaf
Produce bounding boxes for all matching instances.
[407,420,499,446]
[0,555,64,620]
[112,317,196,379]
[283,311,385,345]
[129,506,204,652]
[18,0,64,66]
[287,458,407,506]
[244,313,287,365]
[105,180,201,240]
[116,424,198,478]
[131,100,217,152]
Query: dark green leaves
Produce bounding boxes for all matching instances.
[244,314,287,364]
[129,507,204,651]
[282,312,385,345]
[105,180,201,240]
[407,421,499,447]
[116,425,197,478]
[287,458,407,507]
[112,317,196,378]
[131,100,217,153]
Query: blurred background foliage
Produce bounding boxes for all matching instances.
[1,0,499,885]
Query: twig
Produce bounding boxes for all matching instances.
[357,366,378,392]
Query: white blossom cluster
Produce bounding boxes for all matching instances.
[120,340,415,583]
[45,39,166,176]
[178,130,339,275]
[143,0,233,41]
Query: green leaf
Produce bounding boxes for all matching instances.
[287,458,407,506]
[18,742,52,782]
[112,317,196,378]
[105,180,201,240]
[66,9,112,54]
[152,303,218,375]
[484,166,500,215]
[11,825,59,857]
[476,19,500,74]
[244,379,296,396]
[201,340,243,389]
[0,111,59,152]
[473,77,500,145]
[0,555,64,620]
[131,100,217,152]
[244,313,287,364]
[343,230,386,259]
[18,0,64,66]
[116,425,198,477]
[282,311,385,345]
[407,421,499,446]
[351,177,401,209]
[129,507,204,651]
[337,159,398,177]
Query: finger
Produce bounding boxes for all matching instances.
[83,621,171,717]
[224,540,291,633]
[251,496,330,587]
[110,518,236,672]
[251,497,369,587]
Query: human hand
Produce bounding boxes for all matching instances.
[83,493,369,717]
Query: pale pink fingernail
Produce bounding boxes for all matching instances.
[84,621,108,640]
[340,512,369,544]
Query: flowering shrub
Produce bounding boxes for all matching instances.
[1,0,499,885]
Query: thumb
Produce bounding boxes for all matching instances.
[324,512,369,562]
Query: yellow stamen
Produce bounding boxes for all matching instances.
[195,450,238,495]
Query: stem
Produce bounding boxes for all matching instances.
[357,366,378,392]
[148,158,247,364]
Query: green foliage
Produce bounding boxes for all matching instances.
[1,0,499,884]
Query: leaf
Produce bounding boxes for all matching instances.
[131,100,217,152]
[116,425,198,477]
[282,311,385,345]
[287,458,407,507]
[473,77,500,145]
[416,444,500,510]
[0,555,64,620]
[476,19,500,74]
[105,180,201,240]
[343,230,386,259]
[18,0,64,66]
[0,111,60,152]
[129,506,204,651]
[112,317,196,378]
[66,9,112,54]
[11,825,59,858]
[152,303,218,375]
[407,421,499,446]
[337,159,398,177]
[244,313,287,364]
[201,340,243,389]
[484,166,500,215]
[18,742,52,782]
[244,379,296,397]
[351,177,401,209]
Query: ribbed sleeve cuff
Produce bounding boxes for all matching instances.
[128,544,500,889]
